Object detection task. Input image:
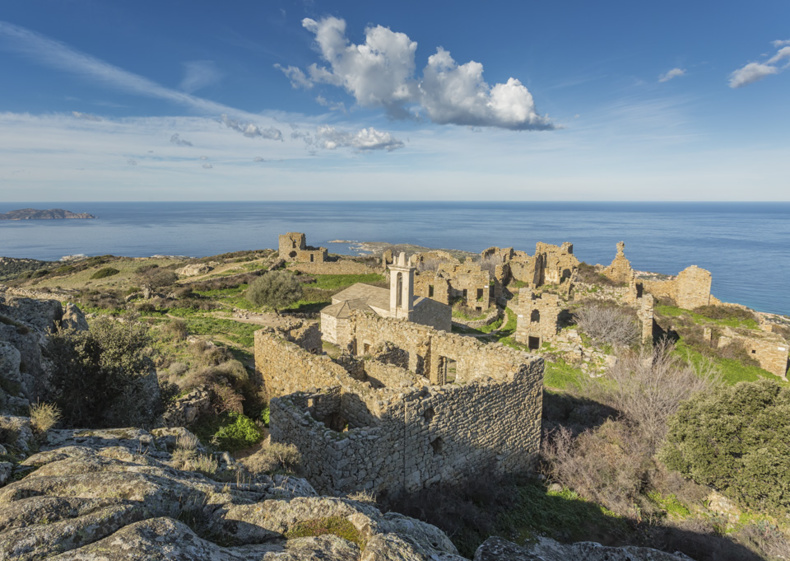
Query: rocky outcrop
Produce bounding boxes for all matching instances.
[474,536,692,561]
[0,296,89,413]
[0,427,467,561]
[176,263,214,277]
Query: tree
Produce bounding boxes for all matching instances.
[661,379,790,513]
[246,271,303,314]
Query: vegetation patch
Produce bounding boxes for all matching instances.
[285,516,366,549]
[90,267,120,280]
[209,412,263,451]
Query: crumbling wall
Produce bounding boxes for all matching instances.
[278,232,328,264]
[412,297,453,332]
[289,260,377,275]
[642,265,712,310]
[602,241,634,285]
[271,358,543,496]
[718,329,789,379]
[414,273,451,305]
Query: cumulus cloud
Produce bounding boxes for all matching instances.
[313,125,404,151]
[170,133,193,146]
[658,68,686,83]
[180,60,221,93]
[279,16,551,130]
[729,41,790,88]
[220,114,283,141]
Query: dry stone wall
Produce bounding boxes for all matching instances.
[641,265,712,310]
[289,260,379,275]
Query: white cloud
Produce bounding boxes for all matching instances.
[729,41,790,88]
[658,68,686,83]
[202,162,213,169]
[289,17,551,130]
[220,114,283,141]
[314,125,404,151]
[729,62,778,88]
[274,64,313,89]
[180,60,222,93]
[170,133,193,146]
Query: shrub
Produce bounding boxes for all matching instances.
[661,379,790,513]
[595,340,719,448]
[574,303,640,348]
[46,317,160,428]
[240,442,301,475]
[246,271,303,314]
[90,267,120,280]
[162,319,188,341]
[29,402,61,433]
[212,413,263,451]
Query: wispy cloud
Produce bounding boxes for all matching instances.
[276,16,553,131]
[729,40,790,88]
[313,125,404,151]
[180,60,222,93]
[170,133,193,147]
[220,114,283,141]
[659,68,686,83]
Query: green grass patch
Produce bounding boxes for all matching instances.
[544,359,585,390]
[90,267,120,280]
[499,479,630,546]
[656,305,759,330]
[285,517,366,549]
[675,340,779,385]
[167,313,259,347]
[647,491,690,518]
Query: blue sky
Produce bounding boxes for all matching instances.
[1,0,788,201]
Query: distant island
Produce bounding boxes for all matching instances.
[0,208,96,220]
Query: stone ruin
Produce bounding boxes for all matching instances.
[254,314,543,496]
[278,232,328,264]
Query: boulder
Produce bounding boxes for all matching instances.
[474,536,693,561]
[60,303,89,331]
[176,263,213,277]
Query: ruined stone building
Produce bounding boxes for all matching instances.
[278,232,328,264]
[481,242,579,290]
[514,290,563,350]
[414,262,494,311]
[254,314,544,496]
[321,253,451,347]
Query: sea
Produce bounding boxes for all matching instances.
[1,201,788,317]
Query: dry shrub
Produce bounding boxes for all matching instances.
[542,420,653,516]
[209,383,244,415]
[189,453,219,476]
[574,303,640,348]
[189,341,233,367]
[30,402,61,433]
[346,489,377,504]
[240,442,301,475]
[596,340,719,448]
[175,431,200,451]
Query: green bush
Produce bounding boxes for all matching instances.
[662,379,790,513]
[246,271,303,314]
[212,412,263,451]
[46,317,160,428]
[90,267,120,279]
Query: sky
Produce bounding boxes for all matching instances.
[0,0,788,202]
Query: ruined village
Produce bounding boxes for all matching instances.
[0,233,788,561]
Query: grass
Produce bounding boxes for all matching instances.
[544,359,585,390]
[656,305,759,330]
[498,479,630,546]
[165,312,259,347]
[675,340,780,385]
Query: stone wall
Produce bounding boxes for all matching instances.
[641,265,712,310]
[261,312,544,496]
[270,358,542,496]
[602,242,634,285]
[278,232,328,264]
[412,298,453,333]
[718,329,789,379]
[514,290,561,349]
[289,260,379,276]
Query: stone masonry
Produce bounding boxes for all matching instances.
[278,232,328,264]
[256,314,544,496]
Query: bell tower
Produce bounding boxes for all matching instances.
[389,252,414,320]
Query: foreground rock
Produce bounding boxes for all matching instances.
[475,536,692,561]
[0,427,466,561]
